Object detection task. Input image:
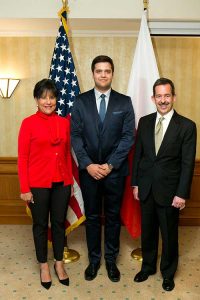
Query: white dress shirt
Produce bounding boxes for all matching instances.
[155,109,174,139]
[94,88,111,113]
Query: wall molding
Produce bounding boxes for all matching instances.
[0,19,200,37]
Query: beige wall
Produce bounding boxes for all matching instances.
[1,0,200,20]
[0,36,199,158]
[153,36,200,151]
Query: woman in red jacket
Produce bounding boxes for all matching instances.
[18,79,73,289]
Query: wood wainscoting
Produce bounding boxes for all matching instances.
[179,160,200,225]
[0,158,31,224]
[0,157,200,225]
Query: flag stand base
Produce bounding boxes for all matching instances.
[131,248,143,261]
[63,247,80,264]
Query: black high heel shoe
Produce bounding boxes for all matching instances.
[40,270,52,289]
[54,265,69,286]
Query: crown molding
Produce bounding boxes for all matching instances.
[0,19,199,37]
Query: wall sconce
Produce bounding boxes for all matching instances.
[0,78,20,98]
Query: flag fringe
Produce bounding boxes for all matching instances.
[65,215,86,235]
[26,205,31,218]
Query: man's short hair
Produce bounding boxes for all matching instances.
[153,78,175,96]
[91,55,114,73]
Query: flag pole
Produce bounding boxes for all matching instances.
[55,0,81,264]
[63,241,80,263]
[131,0,149,262]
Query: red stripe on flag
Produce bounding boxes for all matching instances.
[65,219,71,229]
[69,195,83,219]
[72,157,80,185]
[121,146,141,239]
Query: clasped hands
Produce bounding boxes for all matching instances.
[86,163,112,180]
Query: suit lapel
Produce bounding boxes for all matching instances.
[147,113,157,157]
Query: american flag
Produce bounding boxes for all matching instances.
[49,8,79,117]
[49,6,85,236]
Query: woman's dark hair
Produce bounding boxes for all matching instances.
[91,55,114,73]
[33,79,58,99]
[153,77,175,96]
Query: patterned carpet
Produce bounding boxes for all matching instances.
[0,225,200,300]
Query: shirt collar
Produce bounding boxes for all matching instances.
[94,88,111,100]
[156,109,174,122]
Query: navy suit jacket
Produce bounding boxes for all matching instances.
[71,88,135,177]
[131,110,197,205]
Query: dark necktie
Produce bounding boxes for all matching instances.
[99,94,106,122]
[155,116,164,154]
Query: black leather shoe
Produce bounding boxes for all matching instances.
[134,271,156,282]
[162,278,175,291]
[54,265,69,286]
[84,263,100,281]
[106,262,120,282]
[40,270,52,289]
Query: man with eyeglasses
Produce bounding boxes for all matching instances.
[131,77,196,291]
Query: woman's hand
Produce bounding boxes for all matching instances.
[20,192,34,203]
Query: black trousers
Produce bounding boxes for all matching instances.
[140,191,179,279]
[29,182,71,263]
[79,170,125,264]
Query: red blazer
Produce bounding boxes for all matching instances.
[18,111,73,193]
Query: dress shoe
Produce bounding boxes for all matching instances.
[40,270,52,289]
[162,278,175,291]
[106,262,120,282]
[134,271,156,282]
[54,265,69,286]
[84,263,100,281]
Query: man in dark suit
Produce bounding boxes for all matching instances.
[71,55,135,282]
[132,77,196,291]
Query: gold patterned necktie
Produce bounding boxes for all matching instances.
[155,116,164,154]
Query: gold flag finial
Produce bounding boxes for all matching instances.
[143,0,148,10]
[62,0,67,8]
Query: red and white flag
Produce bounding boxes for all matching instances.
[121,10,159,238]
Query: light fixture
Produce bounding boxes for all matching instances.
[0,78,20,98]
